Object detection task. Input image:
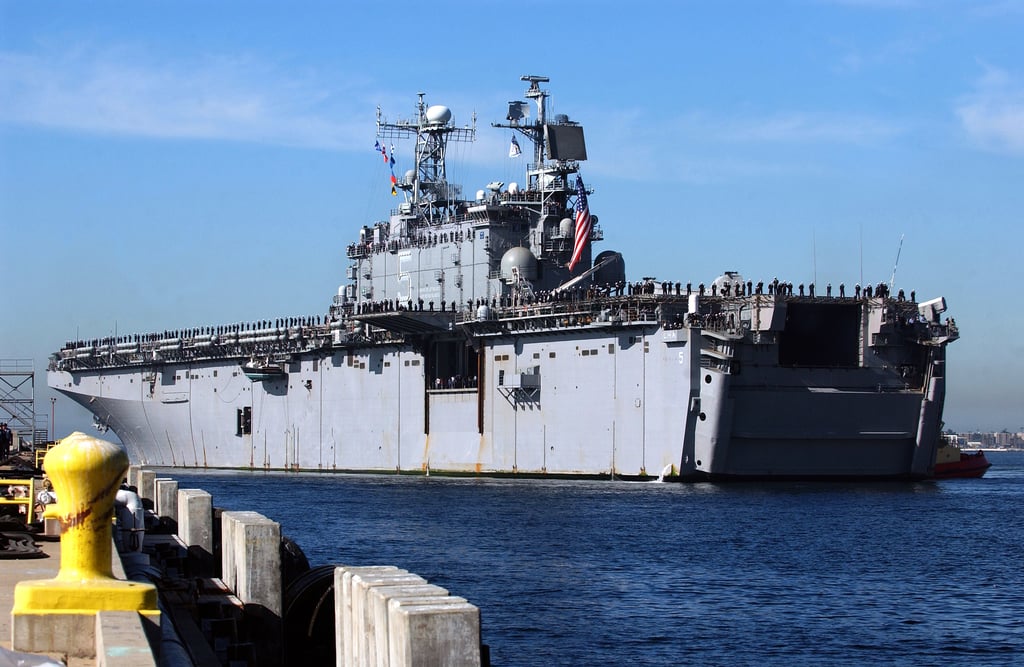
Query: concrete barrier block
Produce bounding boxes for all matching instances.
[387,600,481,667]
[126,465,142,490]
[42,515,61,537]
[177,489,213,554]
[217,512,283,666]
[232,514,282,616]
[351,572,428,667]
[368,585,454,667]
[137,469,156,503]
[154,478,178,522]
[220,510,264,592]
[334,566,401,667]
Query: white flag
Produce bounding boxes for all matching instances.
[509,135,522,158]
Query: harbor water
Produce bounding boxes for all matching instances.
[174,451,1024,666]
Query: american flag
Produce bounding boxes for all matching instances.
[568,175,591,271]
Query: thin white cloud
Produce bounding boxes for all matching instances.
[579,107,903,185]
[956,64,1024,154]
[0,46,367,150]
[0,44,908,185]
[677,111,903,145]
[833,32,935,74]
[968,0,1024,18]
[817,0,921,8]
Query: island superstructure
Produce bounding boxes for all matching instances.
[49,76,958,480]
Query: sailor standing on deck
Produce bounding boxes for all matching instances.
[0,423,11,459]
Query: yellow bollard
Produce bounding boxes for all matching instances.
[13,432,158,622]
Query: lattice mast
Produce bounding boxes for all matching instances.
[377,94,476,221]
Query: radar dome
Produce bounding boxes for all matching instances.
[425,105,452,124]
[593,251,626,286]
[404,169,415,185]
[508,182,519,195]
[500,246,538,281]
[712,271,745,296]
[559,217,574,238]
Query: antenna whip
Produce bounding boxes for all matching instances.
[889,234,904,290]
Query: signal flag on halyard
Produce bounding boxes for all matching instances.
[509,134,521,158]
[568,175,591,272]
[377,140,401,194]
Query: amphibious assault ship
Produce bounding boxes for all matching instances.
[49,76,958,480]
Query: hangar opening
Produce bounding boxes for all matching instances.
[778,303,860,367]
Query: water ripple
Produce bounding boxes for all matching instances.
[176,451,1024,666]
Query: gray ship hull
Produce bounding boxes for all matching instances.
[50,296,950,480]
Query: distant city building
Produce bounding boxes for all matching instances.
[949,430,1024,450]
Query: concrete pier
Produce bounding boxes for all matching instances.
[95,611,159,667]
[1,539,156,667]
[6,458,486,666]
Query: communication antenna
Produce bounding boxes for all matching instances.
[889,233,904,290]
[812,230,817,286]
[859,225,864,289]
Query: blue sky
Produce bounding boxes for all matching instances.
[1,0,1022,436]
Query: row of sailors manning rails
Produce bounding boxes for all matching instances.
[349,277,914,314]
[61,278,918,352]
[631,278,911,301]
